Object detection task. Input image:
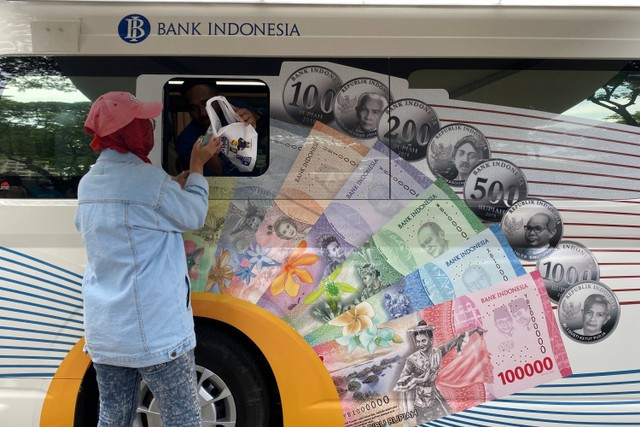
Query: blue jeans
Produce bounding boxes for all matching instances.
[93,349,201,427]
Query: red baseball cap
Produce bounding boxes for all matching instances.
[84,92,162,138]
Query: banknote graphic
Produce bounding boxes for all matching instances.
[224,121,370,303]
[256,141,433,317]
[182,178,236,292]
[305,224,526,346]
[314,271,572,426]
[287,178,486,336]
[211,120,307,294]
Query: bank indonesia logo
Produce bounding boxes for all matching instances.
[118,14,150,44]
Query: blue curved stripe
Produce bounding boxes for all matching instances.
[0,266,81,295]
[449,412,528,427]
[537,380,640,388]
[0,364,62,369]
[462,408,640,425]
[0,257,82,289]
[0,316,84,333]
[0,345,72,353]
[0,355,64,360]
[427,420,473,427]
[568,369,640,378]
[496,399,640,406]
[0,325,82,340]
[516,391,640,397]
[0,247,82,279]
[0,335,76,346]
[0,297,82,318]
[1,277,83,303]
[0,372,56,378]
[479,403,640,416]
[429,416,487,427]
[0,307,83,325]
[0,287,82,310]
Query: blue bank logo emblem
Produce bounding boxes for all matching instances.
[118,14,151,44]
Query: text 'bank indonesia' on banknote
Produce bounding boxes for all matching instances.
[313,271,572,427]
[222,121,370,303]
[256,140,433,318]
[286,178,486,337]
[305,224,526,346]
[208,120,307,293]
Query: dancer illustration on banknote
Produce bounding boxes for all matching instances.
[394,320,485,422]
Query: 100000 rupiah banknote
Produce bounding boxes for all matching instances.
[305,224,526,346]
[287,178,486,336]
[257,141,432,317]
[314,271,572,427]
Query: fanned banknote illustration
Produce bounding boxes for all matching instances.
[286,178,486,337]
[313,271,572,426]
[210,120,308,293]
[305,224,526,346]
[182,178,236,292]
[257,141,433,317]
[223,121,370,303]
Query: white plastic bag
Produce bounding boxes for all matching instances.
[203,95,258,172]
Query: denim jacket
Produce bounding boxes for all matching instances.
[74,149,209,368]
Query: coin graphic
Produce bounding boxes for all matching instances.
[282,65,343,126]
[557,280,619,343]
[334,77,391,139]
[427,123,491,187]
[537,240,600,303]
[377,98,440,162]
[500,198,563,261]
[464,159,528,222]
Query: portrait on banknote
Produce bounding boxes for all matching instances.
[318,234,347,279]
[417,221,449,258]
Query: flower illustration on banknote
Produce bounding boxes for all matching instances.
[304,264,358,316]
[205,249,234,292]
[329,301,375,336]
[235,264,256,286]
[270,240,318,297]
[330,305,404,355]
[357,324,403,354]
[184,240,204,280]
[246,242,279,271]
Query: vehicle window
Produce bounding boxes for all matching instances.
[163,77,270,177]
[389,59,640,201]
[0,56,95,199]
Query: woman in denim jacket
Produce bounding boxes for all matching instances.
[75,92,220,427]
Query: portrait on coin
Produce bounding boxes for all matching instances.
[354,92,387,135]
[452,135,483,183]
[521,212,558,257]
[573,293,611,337]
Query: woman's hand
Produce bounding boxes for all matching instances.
[191,136,222,175]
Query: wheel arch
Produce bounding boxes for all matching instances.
[40,292,343,427]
